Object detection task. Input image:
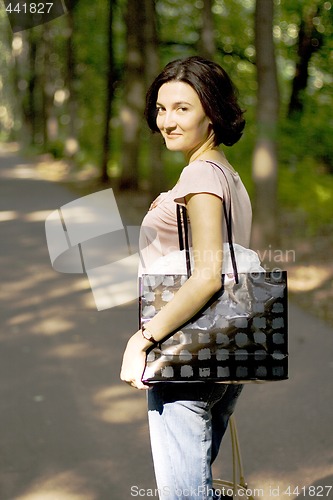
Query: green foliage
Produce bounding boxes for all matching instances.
[47,139,65,158]
[0,0,332,237]
[278,156,333,235]
[69,1,109,160]
[278,105,333,236]
[279,98,333,171]
[157,0,257,95]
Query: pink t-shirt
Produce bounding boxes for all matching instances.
[139,159,252,274]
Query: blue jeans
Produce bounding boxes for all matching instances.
[147,383,243,500]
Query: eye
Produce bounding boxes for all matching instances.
[178,107,188,112]
[156,106,165,114]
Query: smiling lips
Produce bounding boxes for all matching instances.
[165,133,182,138]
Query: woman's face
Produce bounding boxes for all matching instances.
[156,81,212,156]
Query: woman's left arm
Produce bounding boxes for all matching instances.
[120,192,223,389]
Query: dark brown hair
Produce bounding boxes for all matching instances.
[145,56,245,147]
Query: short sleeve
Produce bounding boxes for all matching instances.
[173,160,226,205]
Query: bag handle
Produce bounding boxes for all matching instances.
[176,204,192,278]
[214,415,254,499]
[176,161,239,283]
[207,161,239,284]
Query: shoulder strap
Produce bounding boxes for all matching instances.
[206,161,239,283]
[176,204,192,278]
[176,161,239,283]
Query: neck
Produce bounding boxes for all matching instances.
[185,132,217,163]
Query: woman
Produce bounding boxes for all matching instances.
[120,56,252,499]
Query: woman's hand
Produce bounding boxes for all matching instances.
[120,330,150,390]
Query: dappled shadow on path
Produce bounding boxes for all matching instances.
[1,146,333,499]
[0,148,153,499]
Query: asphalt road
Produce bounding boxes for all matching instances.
[1,144,333,500]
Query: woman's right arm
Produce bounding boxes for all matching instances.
[141,192,223,339]
[120,191,224,389]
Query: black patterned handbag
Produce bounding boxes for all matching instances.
[140,165,288,383]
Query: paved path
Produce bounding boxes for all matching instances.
[0,144,332,500]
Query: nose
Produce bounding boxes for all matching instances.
[160,110,177,131]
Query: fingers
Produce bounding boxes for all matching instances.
[127,379,149,390]
[120,373,149,390]
[120,338,149,390]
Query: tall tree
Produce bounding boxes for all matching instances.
[198,0,216,59]
[40,25,51,147]
[64,3,78,157]
[119,0,147,190]
[287,2,323,119]
[101,0,116,183]
[26,30,38,144]
[252,0,280,250]
[144,0,163,197]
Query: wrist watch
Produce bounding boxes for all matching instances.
[141,325,157,344]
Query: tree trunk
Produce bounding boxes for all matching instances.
[287,4,322,119]
[119,0,146,190]
[143,0,163,198]
[25,30,38,144]
[40,25,50,148]
[198,0,216,59]
[101,0,115,183]
[252,0,280,251]
[65,4,79,158]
